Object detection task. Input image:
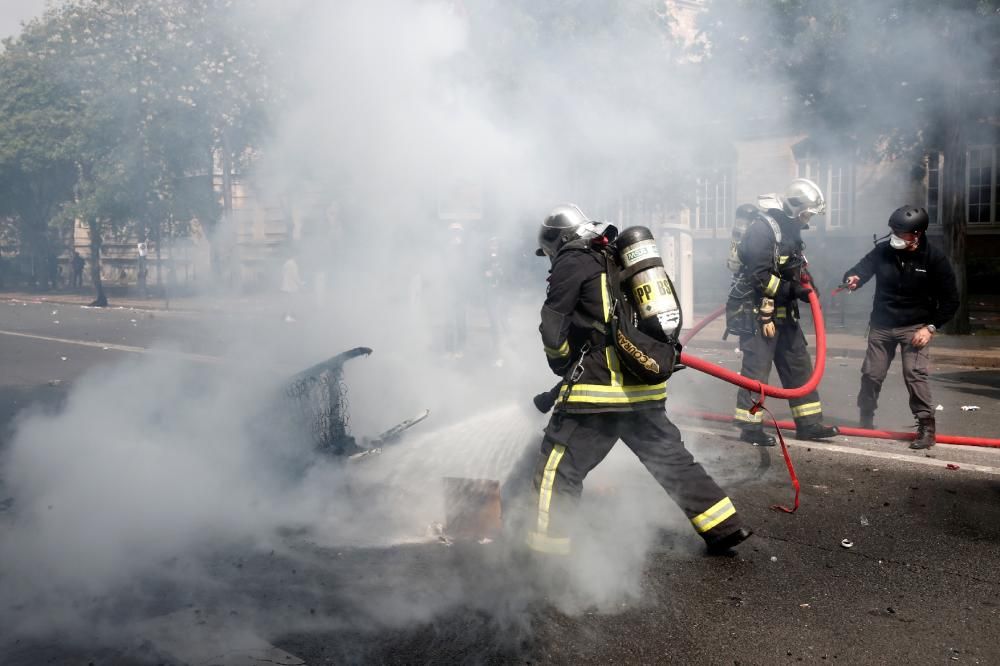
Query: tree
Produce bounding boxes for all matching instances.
[0,13,82,289]
[697,0,1000,333]
[0,0,272,302]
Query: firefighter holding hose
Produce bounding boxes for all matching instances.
[842,205,959,449]
[725,179,840,446]
[525,203,751,556]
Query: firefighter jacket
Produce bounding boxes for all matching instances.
[843,237,958,330]
[726,208,808,335]
[540,241,667,412]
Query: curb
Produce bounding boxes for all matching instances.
[2,295,255,316]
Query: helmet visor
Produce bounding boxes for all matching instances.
[537,224,564,257]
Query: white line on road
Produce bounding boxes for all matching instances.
[0,329,224,364]
[681,423,1000,476]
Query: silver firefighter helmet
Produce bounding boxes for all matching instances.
[783,178,826,222]
[536,203,590,258]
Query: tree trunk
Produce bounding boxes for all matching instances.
[88,219,107,307]
[220,136,234,289]
[941,116,970,334]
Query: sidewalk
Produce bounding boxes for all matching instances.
[0,289,276,316]
[683,313,1000,369]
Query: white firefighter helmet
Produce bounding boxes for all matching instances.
[783,178,826,221]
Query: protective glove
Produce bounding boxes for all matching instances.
[791,282,813,303]
[759,297,776,338]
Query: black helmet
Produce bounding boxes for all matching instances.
[888,205,929,234]
[735,203,759,220]
[536,203,589,257]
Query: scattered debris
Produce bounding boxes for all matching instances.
[51,310,58,315]
[946,463,960,471]
[799,603,810,608]
[840,539,854,549]
[47,380,62,386]
[60,356,67,361]
[477,537,493,545]
[52,320,59,324]
[770,556,778,562]
[860,516,869,526]
[426,522,453,547]
[935,404,944,411]
[961,405,980,412]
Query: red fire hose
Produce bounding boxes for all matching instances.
[679,291,827,401]
[685,411,1000,449]
[679,290,1000,449]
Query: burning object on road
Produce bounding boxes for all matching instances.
[281,346,428,460]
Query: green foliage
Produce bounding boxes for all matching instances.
[0,0,273,266]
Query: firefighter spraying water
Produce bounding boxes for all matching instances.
[523,203,751,556]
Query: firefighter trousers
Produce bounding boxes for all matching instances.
[734,321,824,429]
[526,408,743,555]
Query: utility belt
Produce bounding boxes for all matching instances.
[725,276,799,339]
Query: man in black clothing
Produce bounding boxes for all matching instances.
[842,205,959,449]
[71,251,85,288]
[725,179,840,446]
[525,203,751,556]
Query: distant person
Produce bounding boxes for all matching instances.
[842,205,959,449]
[483,236,508,367]
[280,254,306,323]
[137,241,149,297]
[71,251,85,288]
[444,222,468,359]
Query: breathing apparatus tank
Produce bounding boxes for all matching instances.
[616,226,683,342]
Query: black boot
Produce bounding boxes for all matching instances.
[859,410,875,430]
[740,428,776,447]
[796,423,840,440]
[909,417,936,450]
[706,526,754,555]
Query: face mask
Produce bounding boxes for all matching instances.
[889,234,915,250]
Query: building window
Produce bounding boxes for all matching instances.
[967,145,997,225]
[796,159,853,229]
[926,152,942,225]
[694,168,732,231]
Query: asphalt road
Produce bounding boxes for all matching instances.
[1,300,999,665]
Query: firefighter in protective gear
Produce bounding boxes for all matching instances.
[725,179,839,446]
[527,204,751,556]
[842,205,958,450]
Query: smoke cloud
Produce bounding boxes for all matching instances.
[3,0,990,657]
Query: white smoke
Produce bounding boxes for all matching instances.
[6,0,942,653]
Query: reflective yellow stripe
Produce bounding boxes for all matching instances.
[764,275,780,297]
[775,306,788,319]
[536,444,566,534]
[544,340,570,358]
[600,274,622,386]
[559,383,666,404]
[791,401,822,418]
[734,408,763,423]
[526,531,571,554]
[691,497,737,533]
[779,255,789,265]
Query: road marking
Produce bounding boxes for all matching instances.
[0,329,223,364]
[681,423,1000,476]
